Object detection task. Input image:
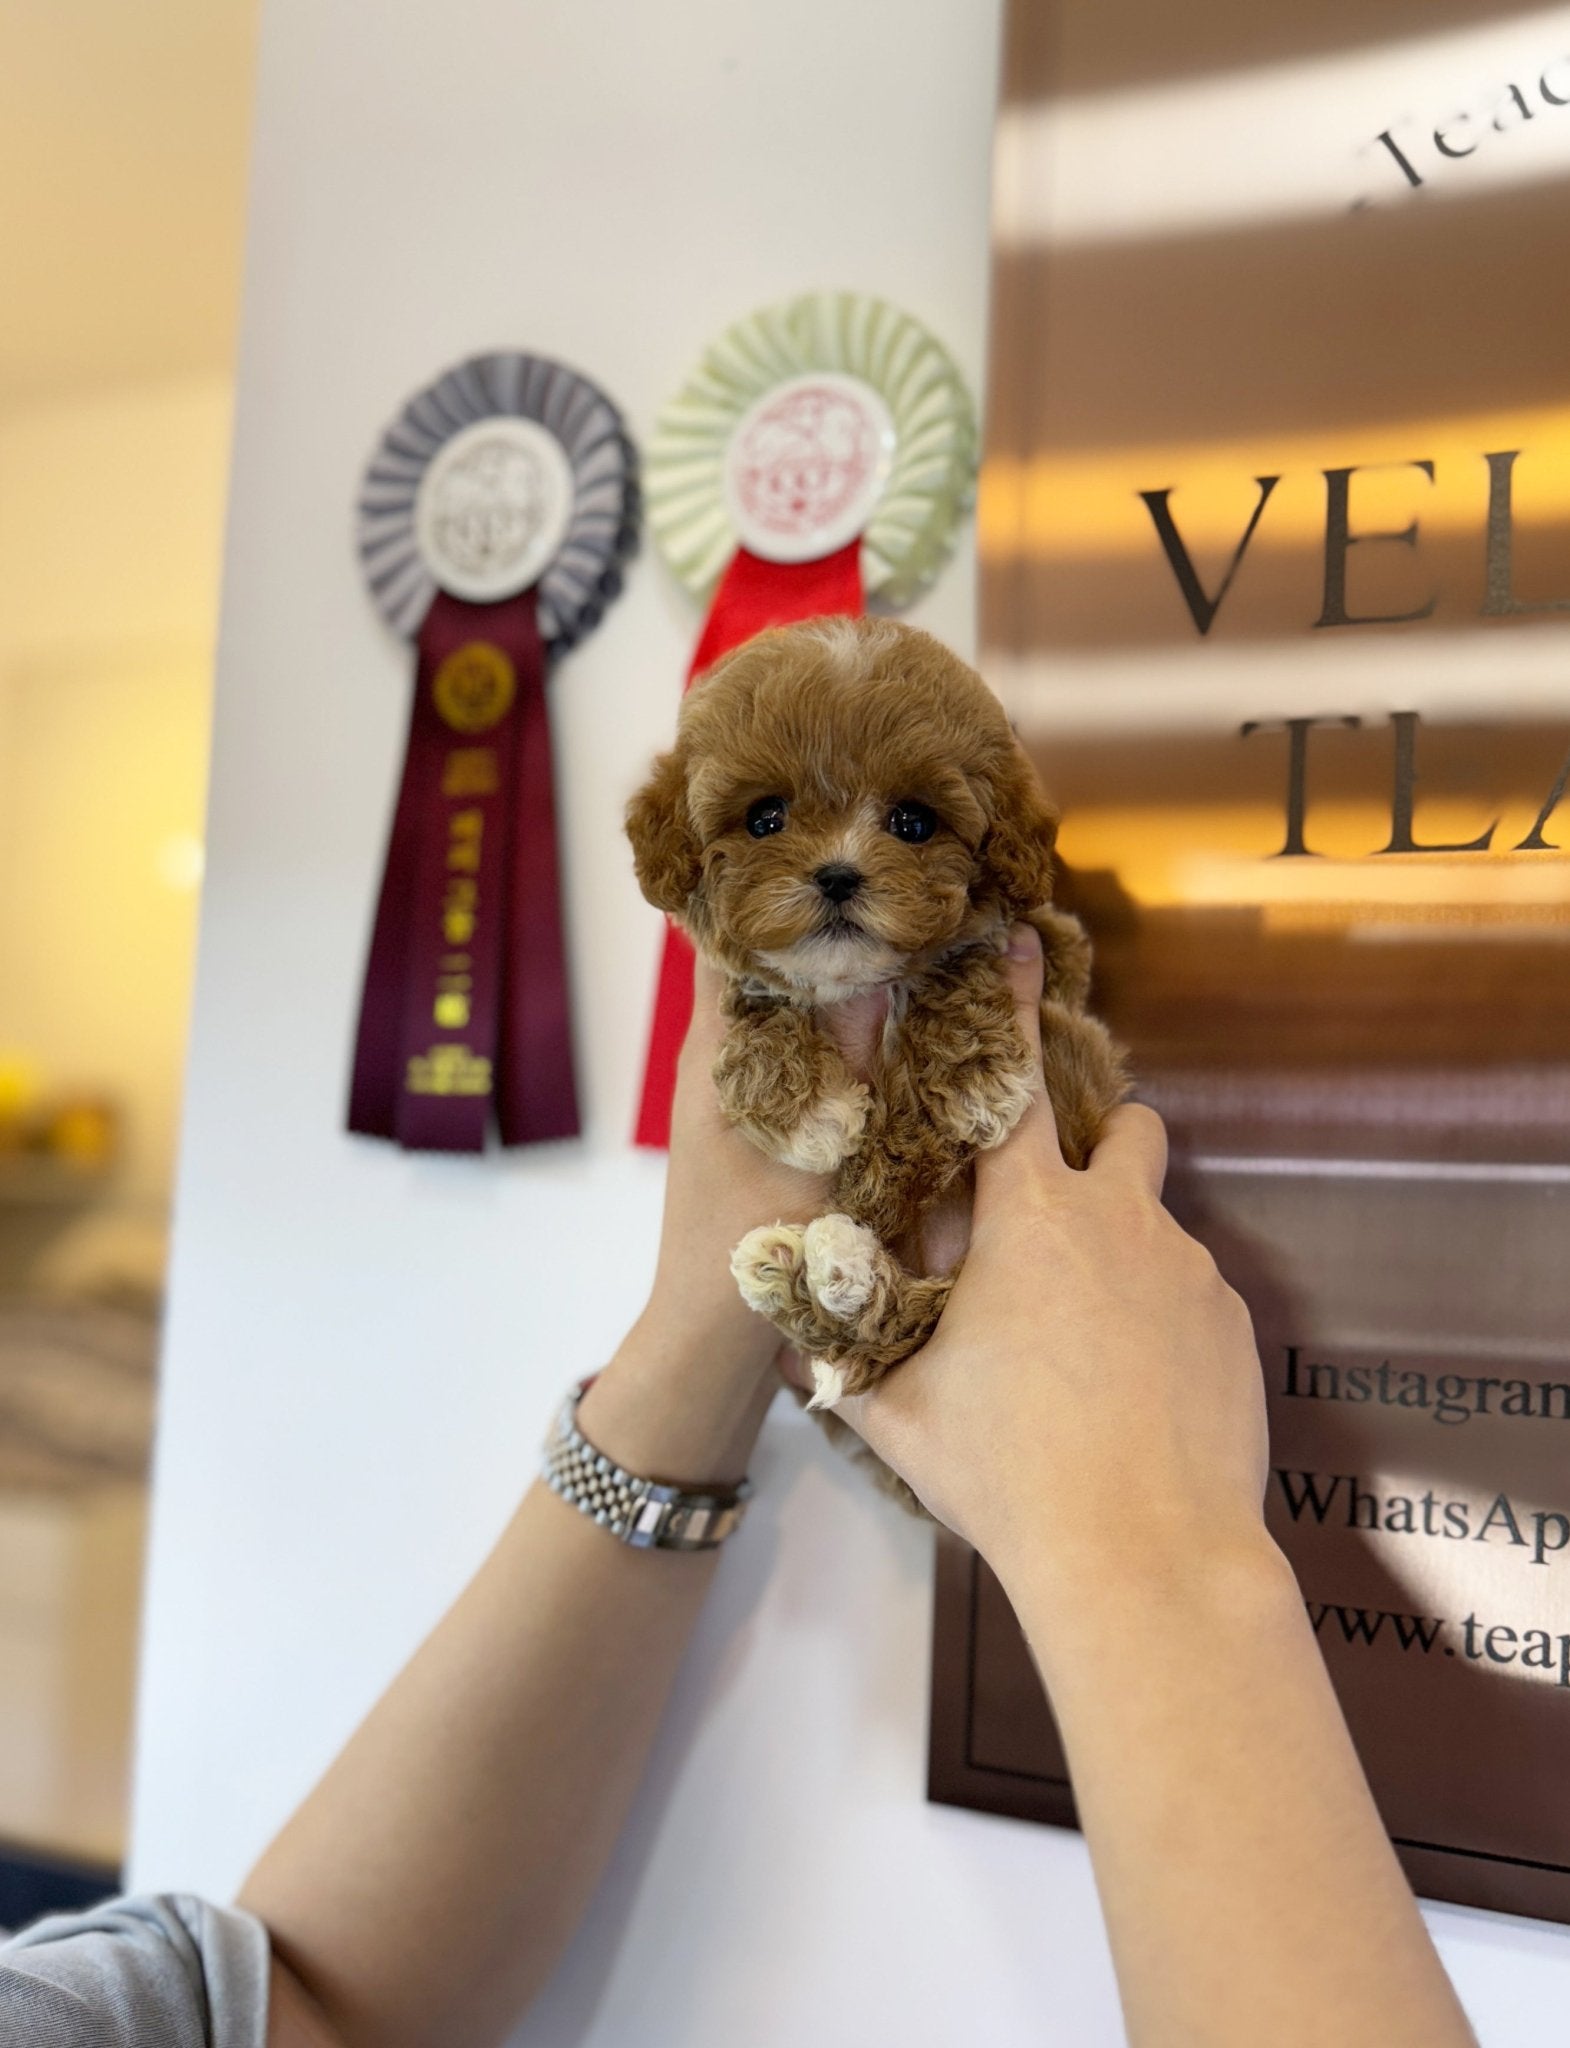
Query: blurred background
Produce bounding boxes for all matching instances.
[947,0,1570,1921]
[0,0,257,1912]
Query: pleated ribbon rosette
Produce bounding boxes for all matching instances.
[633,292,978,1146]
[351,352,638,1152]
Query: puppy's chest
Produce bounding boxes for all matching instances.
[823,980,995,1236]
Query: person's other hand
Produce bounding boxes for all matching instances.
[639,957,886,1374]
[825,927,1271,1609]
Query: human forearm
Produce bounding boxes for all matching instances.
[241,1327,776,2048]
[828,933,1473,2043]
[1000,1529,1476,2048]
[244,959,834,2047]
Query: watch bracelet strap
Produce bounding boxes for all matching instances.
[541,1377,753,1551]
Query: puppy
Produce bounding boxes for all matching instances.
[628,617,1127,1487]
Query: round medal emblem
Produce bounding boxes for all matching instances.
[723,372,896,563]
[414,416,574,603]
[432,641,517,733]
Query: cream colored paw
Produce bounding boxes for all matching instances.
[950,1064,1037,1152]
[803,1212,881,1321]
[730,1223,807,1317]
[774,1083,869,1174]
[806,1359,849,1411]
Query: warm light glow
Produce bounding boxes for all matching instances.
[988,627,1570,736]
[1177,851,1570,910]
[1267,900,1570,938]
[155,832,206,893]
[0,1051,43,1120]
[978,402,1570,563]
[0,384,225,1205]
[1059,800,1570,920]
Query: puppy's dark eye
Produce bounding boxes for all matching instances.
[746,796,788,838]
[886,800,938,844]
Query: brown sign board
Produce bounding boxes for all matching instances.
[930,1535,1570,1924]
[930,0,1570,1923]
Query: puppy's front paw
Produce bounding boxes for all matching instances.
[803,1212,881,1321]
[730,1223,807,1318]
[949,1060,1037,1152]
[774,1082,869,1175]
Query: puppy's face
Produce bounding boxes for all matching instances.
[628,619,1058,998]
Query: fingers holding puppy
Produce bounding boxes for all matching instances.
[984,924,1069,1187]
[681,953,728,1066]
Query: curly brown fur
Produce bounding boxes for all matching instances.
[627,616,1129,1510]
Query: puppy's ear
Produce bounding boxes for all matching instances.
[977,746,1059,914]
[626,749,701,916]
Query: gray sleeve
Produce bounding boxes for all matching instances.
[0,1893,269,2048]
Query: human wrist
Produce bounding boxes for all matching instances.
[638,1275,782,1379]
[990,1512,1294,1689]
[575,1313,778,1489]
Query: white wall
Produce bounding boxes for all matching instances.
[130,3,1570,2042]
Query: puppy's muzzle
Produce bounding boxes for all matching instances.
[814,863,864,905]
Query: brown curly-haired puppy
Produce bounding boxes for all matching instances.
[628,617,1127,1489]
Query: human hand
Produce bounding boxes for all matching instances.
[639,955,890,1367]
[588,956,885,1482]
[826,927,1273,1619]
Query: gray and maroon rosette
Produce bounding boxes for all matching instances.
[349,352,638,1152]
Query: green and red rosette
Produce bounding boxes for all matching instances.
[633,292,978,1146]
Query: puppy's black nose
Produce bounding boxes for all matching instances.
[814,862,864,904]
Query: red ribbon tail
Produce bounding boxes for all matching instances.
[633,540,864,1149]
[633,924,695,1148]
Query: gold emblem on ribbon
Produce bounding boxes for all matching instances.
[441,747,501,797]
[432,641,516,734]
[405,1044,493,1097]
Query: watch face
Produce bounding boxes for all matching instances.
[723,372,896,562]
[414,416,575,602]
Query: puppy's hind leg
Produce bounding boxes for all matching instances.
[731,1221,807,1320]
[730,1223,860,1359]
[802,1213,884,1322]
[799,1214,958,1407]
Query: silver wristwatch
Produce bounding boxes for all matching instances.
[541,1378,753,1551]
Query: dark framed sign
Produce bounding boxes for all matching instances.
[931,0,1570,1924]
[929,1534,1076,1833]
[932,1542,1570,1924]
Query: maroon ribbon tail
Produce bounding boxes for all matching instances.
[495,604,580,1145]
[347,587,577,1152]
[347,673,430,1142]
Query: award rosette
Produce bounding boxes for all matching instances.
[633,291,977,1146]
[350,352,637,1152]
